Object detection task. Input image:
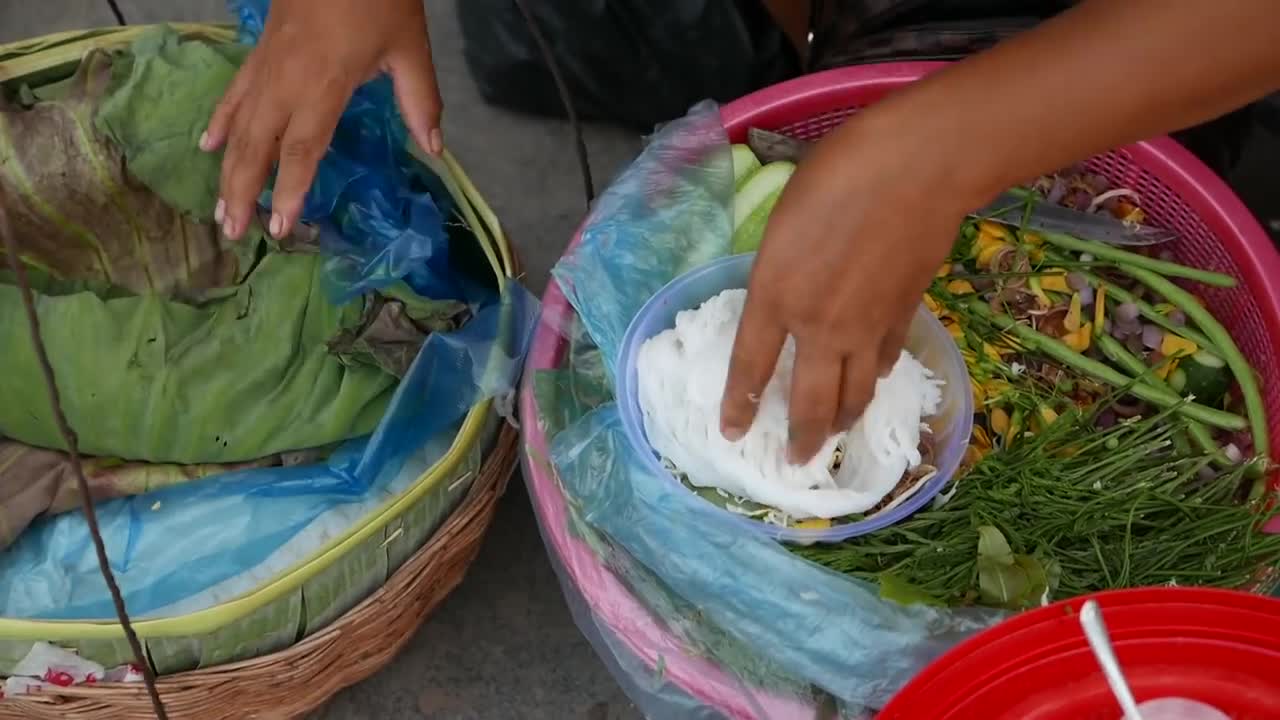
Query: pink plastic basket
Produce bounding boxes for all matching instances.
[519,63,1280,718]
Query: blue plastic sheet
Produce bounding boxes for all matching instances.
[0,4,536,620]
[551,100,733,379]
[544,103,1004,716]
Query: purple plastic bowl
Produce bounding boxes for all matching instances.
[616,253,974,544]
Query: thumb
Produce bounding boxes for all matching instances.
[385,36,444,156]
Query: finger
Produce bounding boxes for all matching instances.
[385,36,444,155]
[786,340,844,465]
[219,97,290,241]
[721,299,786,441]
[835,349,879,432]
[267,84,351,238]
[202,52,261,153]
[877,317,910,378]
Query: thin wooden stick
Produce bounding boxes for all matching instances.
[0,206,168,720]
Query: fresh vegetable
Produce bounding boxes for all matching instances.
[967,300,1246,432]
[1095,333,1228,466]
[731,143,762,189]
[713,147,1276,607]
[731,161,796,255]
[783,159,1274,602]
[796,404,1280,608]
[1120,265,1268,461]
[1039,231,1238,288]
[1180,351,1232,407]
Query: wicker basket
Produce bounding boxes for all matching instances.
[0,24,520,719]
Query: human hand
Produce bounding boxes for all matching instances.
[719,109,981,464]
[201,0,442,242]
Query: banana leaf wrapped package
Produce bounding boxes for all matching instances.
[0,25,532,620]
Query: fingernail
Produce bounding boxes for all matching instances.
[269,212,284,238]
[222,217,237,240]
[199,131,212,151]
[214,198,226,224]
[428,128,443,155]
[721,423,746,442]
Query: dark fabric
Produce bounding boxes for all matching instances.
[457,0,1258,180]
[456,0,801,131]
[809,0,1076,69]
[807,0,1254,179]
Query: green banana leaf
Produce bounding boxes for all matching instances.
[95,27,249,221]
[0,28,464,466]
[0,47,253,297]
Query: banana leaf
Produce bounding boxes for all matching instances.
[0,441,329,551]
[0,30,465,466]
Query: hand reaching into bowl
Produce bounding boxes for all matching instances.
[721,0,1280,464]
[201,0,441,243]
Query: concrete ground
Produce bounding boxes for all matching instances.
[4,3,1279,720]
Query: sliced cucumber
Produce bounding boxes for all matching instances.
[1180,350,1231,405]
[731,144,762,190]
[731,160,796,254]
[1168,367,1188,393]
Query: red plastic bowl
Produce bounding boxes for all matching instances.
[877,588,1280,719]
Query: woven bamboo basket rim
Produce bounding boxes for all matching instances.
[0,422,520,720]
[0,22,518,642]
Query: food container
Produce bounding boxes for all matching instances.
[615,252,973,543]
[878,587,1280,719]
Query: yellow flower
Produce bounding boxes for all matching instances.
[795,518,832,530]
[990,407,1010,436]
[971,377,986,407]
[1039,270,1070,294]
[978,221,1014,242]
[1161,333,1199,359]
[1062,322,1093,353]
[982,378,1011,401]
[1064,292,1083,333]
[976,239,1008,269]
[1093,283,1107,336]
[946,279,977,296]
[924,293,943,316]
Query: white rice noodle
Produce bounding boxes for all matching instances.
[636,289,944,520]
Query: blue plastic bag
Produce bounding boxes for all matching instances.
[546,102,1004,715]
[0,3,537,620]
[234,0,463,304]
[551,100,734,379]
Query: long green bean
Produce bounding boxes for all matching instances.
[1094,333,1231,467]
[967,300,1248,432]
[1040,231,1238,288]
[1118,266,1269,460]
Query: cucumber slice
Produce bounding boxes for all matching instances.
[731,161,796,254]
[1181,350,1231,405]
[731,144,762,190]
